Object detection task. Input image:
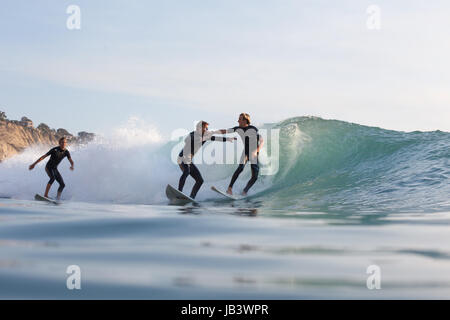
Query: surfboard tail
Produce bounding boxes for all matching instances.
[166,184,197,205]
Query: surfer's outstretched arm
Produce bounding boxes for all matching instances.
[216,129,234,134]
[202,130,236,143]
[210,136,236,142]
[29,154,49,170]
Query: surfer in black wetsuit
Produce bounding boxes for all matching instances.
[217,113,264,196]
[29,137,74,200]
[178,121,235,199]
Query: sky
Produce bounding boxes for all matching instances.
[1,0,449,136]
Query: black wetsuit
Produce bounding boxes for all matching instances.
[227,125,260,193]
[45,147,71,193]
[178,131,227,199]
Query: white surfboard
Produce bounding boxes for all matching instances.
[211,186,246,200]
[35,194,60,205]
[165,184,198,205]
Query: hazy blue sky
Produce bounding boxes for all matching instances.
[1,0,449,135]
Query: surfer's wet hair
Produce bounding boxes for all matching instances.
[196,121,209,131]
[59,137,67,143]
[240,113,251,124]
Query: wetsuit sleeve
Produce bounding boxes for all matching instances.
[45,147,56,157]
[66,150,72,159]
[210,136,227,142]
[249,126,260,140]
[226,127,238,134]
[182,132,195,156]
[202,131,213,142]
[254,128,261,143]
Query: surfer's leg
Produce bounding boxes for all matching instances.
[178,163,190,192]
[44,184,52,198]
[227,154,248,194]
[243,164,259,195]
[227,164,245,194]
[45,167,55,197]
[54,169,65,200]
[189,164,204,199]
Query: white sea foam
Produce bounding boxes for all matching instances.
[0,118,172,203]
[0,117,268,203]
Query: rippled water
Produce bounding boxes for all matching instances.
[1,198,450,299]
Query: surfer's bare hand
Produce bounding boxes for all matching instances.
[70,166,74,171]
[29,164,34,170]
[227,137,237,142]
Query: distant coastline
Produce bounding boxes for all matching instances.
[0,110,94,161]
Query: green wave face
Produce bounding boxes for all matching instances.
[259,117,450,213]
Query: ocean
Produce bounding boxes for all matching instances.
[0,116,449,299]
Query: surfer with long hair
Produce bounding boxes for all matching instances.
[217,113,264,196]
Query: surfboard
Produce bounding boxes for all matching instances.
[34,194,60,205]
[211,186,246,200]
[165,184,198,205]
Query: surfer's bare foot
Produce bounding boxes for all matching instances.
[226,187,233,195]
[241,191,248,196]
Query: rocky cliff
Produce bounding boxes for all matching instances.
[0,116,94,161]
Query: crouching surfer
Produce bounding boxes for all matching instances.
[178,121,235,199]
[29,137,74,200]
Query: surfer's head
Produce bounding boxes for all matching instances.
[238,113,251,126]
[196,121,209,134]
[59,137,67,149]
